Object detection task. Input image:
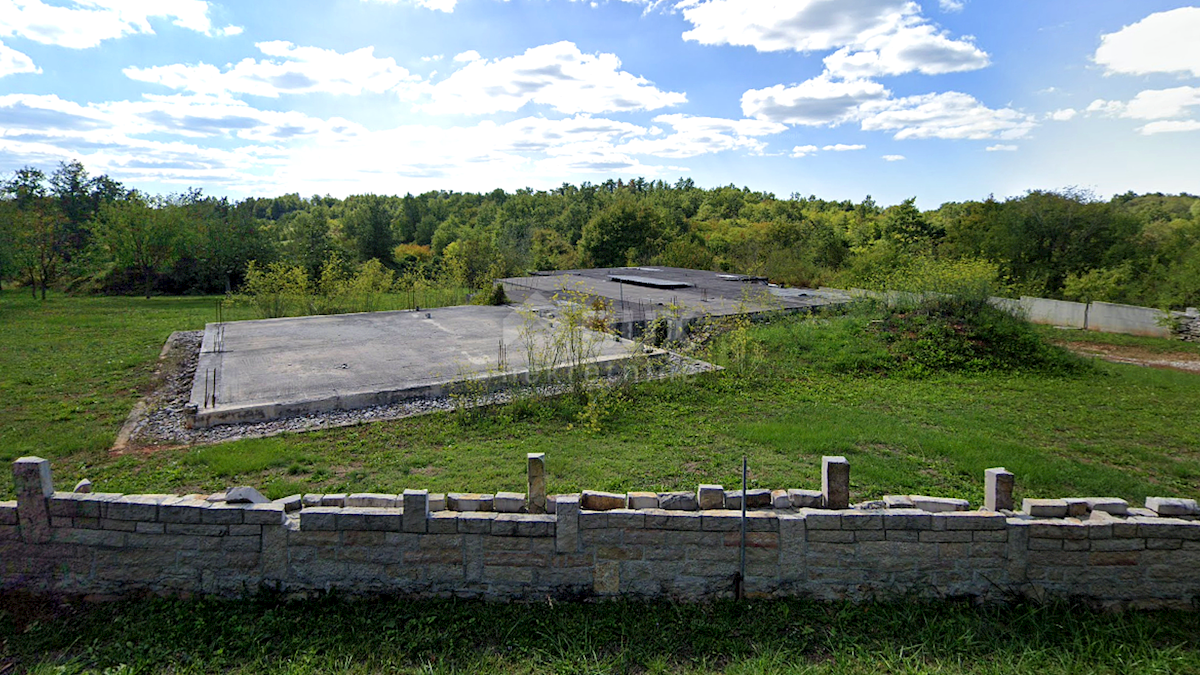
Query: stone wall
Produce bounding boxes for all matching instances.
[3,457,1199,609]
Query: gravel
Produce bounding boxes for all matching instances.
[123,331,718,447]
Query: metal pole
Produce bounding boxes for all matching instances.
[738,455,747,600]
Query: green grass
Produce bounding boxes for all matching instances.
[2,291,1199,508]
[3,595,1199,674]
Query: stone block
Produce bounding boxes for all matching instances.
[940,512,1007,530]
[745,511,779,532]
[594,560,620,594]
[0,502,17,526]
[225,486,269,505]
[808,529,855,543]
[579,511,608,529]
[556,495,580,554]
[320,494,346,507]
[627,491,659,510]
[803,510,842,530]
[428,511,458,534]
[883,495,914,509]
[403,489,429,533]
[244,503,286,525]
[724,490,743,510]
[448,493,494,512]
[697,484,724,510]
[1145,497,1197,517]
[789,489,823,508]
[658,492,698,511]
[201,504,245,524]
[701,511,742,531]
[274,495,303,513]
[1063,498,1091,518]
[346,493,398,508]
[14,457,55,544]
[1127,506,1157,517]
[919,530,972,543]
[607,509,645,529]
[107,495,168,521]
[581,490,626,511]
[1022,498,1069,518]
[516,514,555,537]
[771,490,791,509]
[1086,498,1129,516]
[348,508,404,532]
[458,512,496,534]
[494,492,526,513]
[158,498,209,524]
[882,509,932,530]
[302,494,324,507]
[822,456,850,510]
[840,512,883,530]
[73,479,92,494]
[299,507,340,531]
[909,496,969,513]
[984,468,1014,512]
[645,510,701,531]
[429,493,446,512]
[527,452,547,514]
[745,489,772,508]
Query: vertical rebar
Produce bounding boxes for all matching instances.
[738,455,747,600]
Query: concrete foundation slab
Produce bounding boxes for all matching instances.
[189,305,660,428]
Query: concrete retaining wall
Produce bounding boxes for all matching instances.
[4,458,1199,608]
[1018,297,1089,329]
[1088,301,1173,339]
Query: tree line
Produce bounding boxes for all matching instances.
[1,162,1198,310]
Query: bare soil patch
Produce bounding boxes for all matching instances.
[1058,341,1200,374]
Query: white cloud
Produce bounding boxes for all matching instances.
[1094,7,1200,78]
[938,0,963,12]
[882,154,905,161]
[453,49,481,62]
[124,41,422,98]
[742,74,889,125]
[823,143,865,151]
[0,40,39,77]
[679,0,988,78]
[791,145,819,157]
[1047,108,1076,121]
[858,91,1035,140]
[1086,99,1125,116]
[422,55,443,62]
[792,142,864,157]
[1138,120,1200,135]
[986,144,1016,151]
[425,41,686,115]
[823,23,988,78]
[621,114,786,157]
[362,0,457,12]
[0,0,227,49]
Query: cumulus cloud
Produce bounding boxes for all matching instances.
[1138,120,1200,135]
[823,143,865,151]
[361,0,457,12]
[1087,87,1200,135]
[0,0,231,49]
[453,50,481,62]
[124,42,422,98]
[882,154,905,161]
[986,144,1016,151]
[1094,7,1200,78]
[1047,108,1077,121]
[621,114,786,157]
[939,0,963,12]
[0,40,39,77]
[791,145,819,157]
[424,41,686,115]
[679,0,988,78]
[742,74,889,125]
[858,91,1035,140]
[792,143,864,157]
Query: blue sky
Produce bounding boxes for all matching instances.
[0,0,1197,207]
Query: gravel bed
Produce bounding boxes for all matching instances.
[123,332,717,447]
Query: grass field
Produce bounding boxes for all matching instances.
[3,595,1200,674]
[4,290,1200,674]
[2,289,1199,505]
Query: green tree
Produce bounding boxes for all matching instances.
[96,196,186,299]
[343,195,396,266]
[578,197,665,267]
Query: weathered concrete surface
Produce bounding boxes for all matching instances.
[190,306,661,427]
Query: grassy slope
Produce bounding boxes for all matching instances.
[3,596,1199,674]
[2,290,1199,505]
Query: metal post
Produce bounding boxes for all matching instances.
[737,455,747,600]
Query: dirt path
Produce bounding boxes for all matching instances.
[1058,341,1200,374]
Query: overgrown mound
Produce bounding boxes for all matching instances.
[868,296,1086,375]
[771,297,1089,377]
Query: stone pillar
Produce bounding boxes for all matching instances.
[821,456,849,510]
[403,489,429,533]
[555,494,580,554]
[14,457,53,544]
[527,452,546,514]
[984,468,1014,512]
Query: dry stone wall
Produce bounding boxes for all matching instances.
[3,456,1199,609]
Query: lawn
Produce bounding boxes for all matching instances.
[1,289,1198,507]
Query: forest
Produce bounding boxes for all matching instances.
[1,160,1198,310]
